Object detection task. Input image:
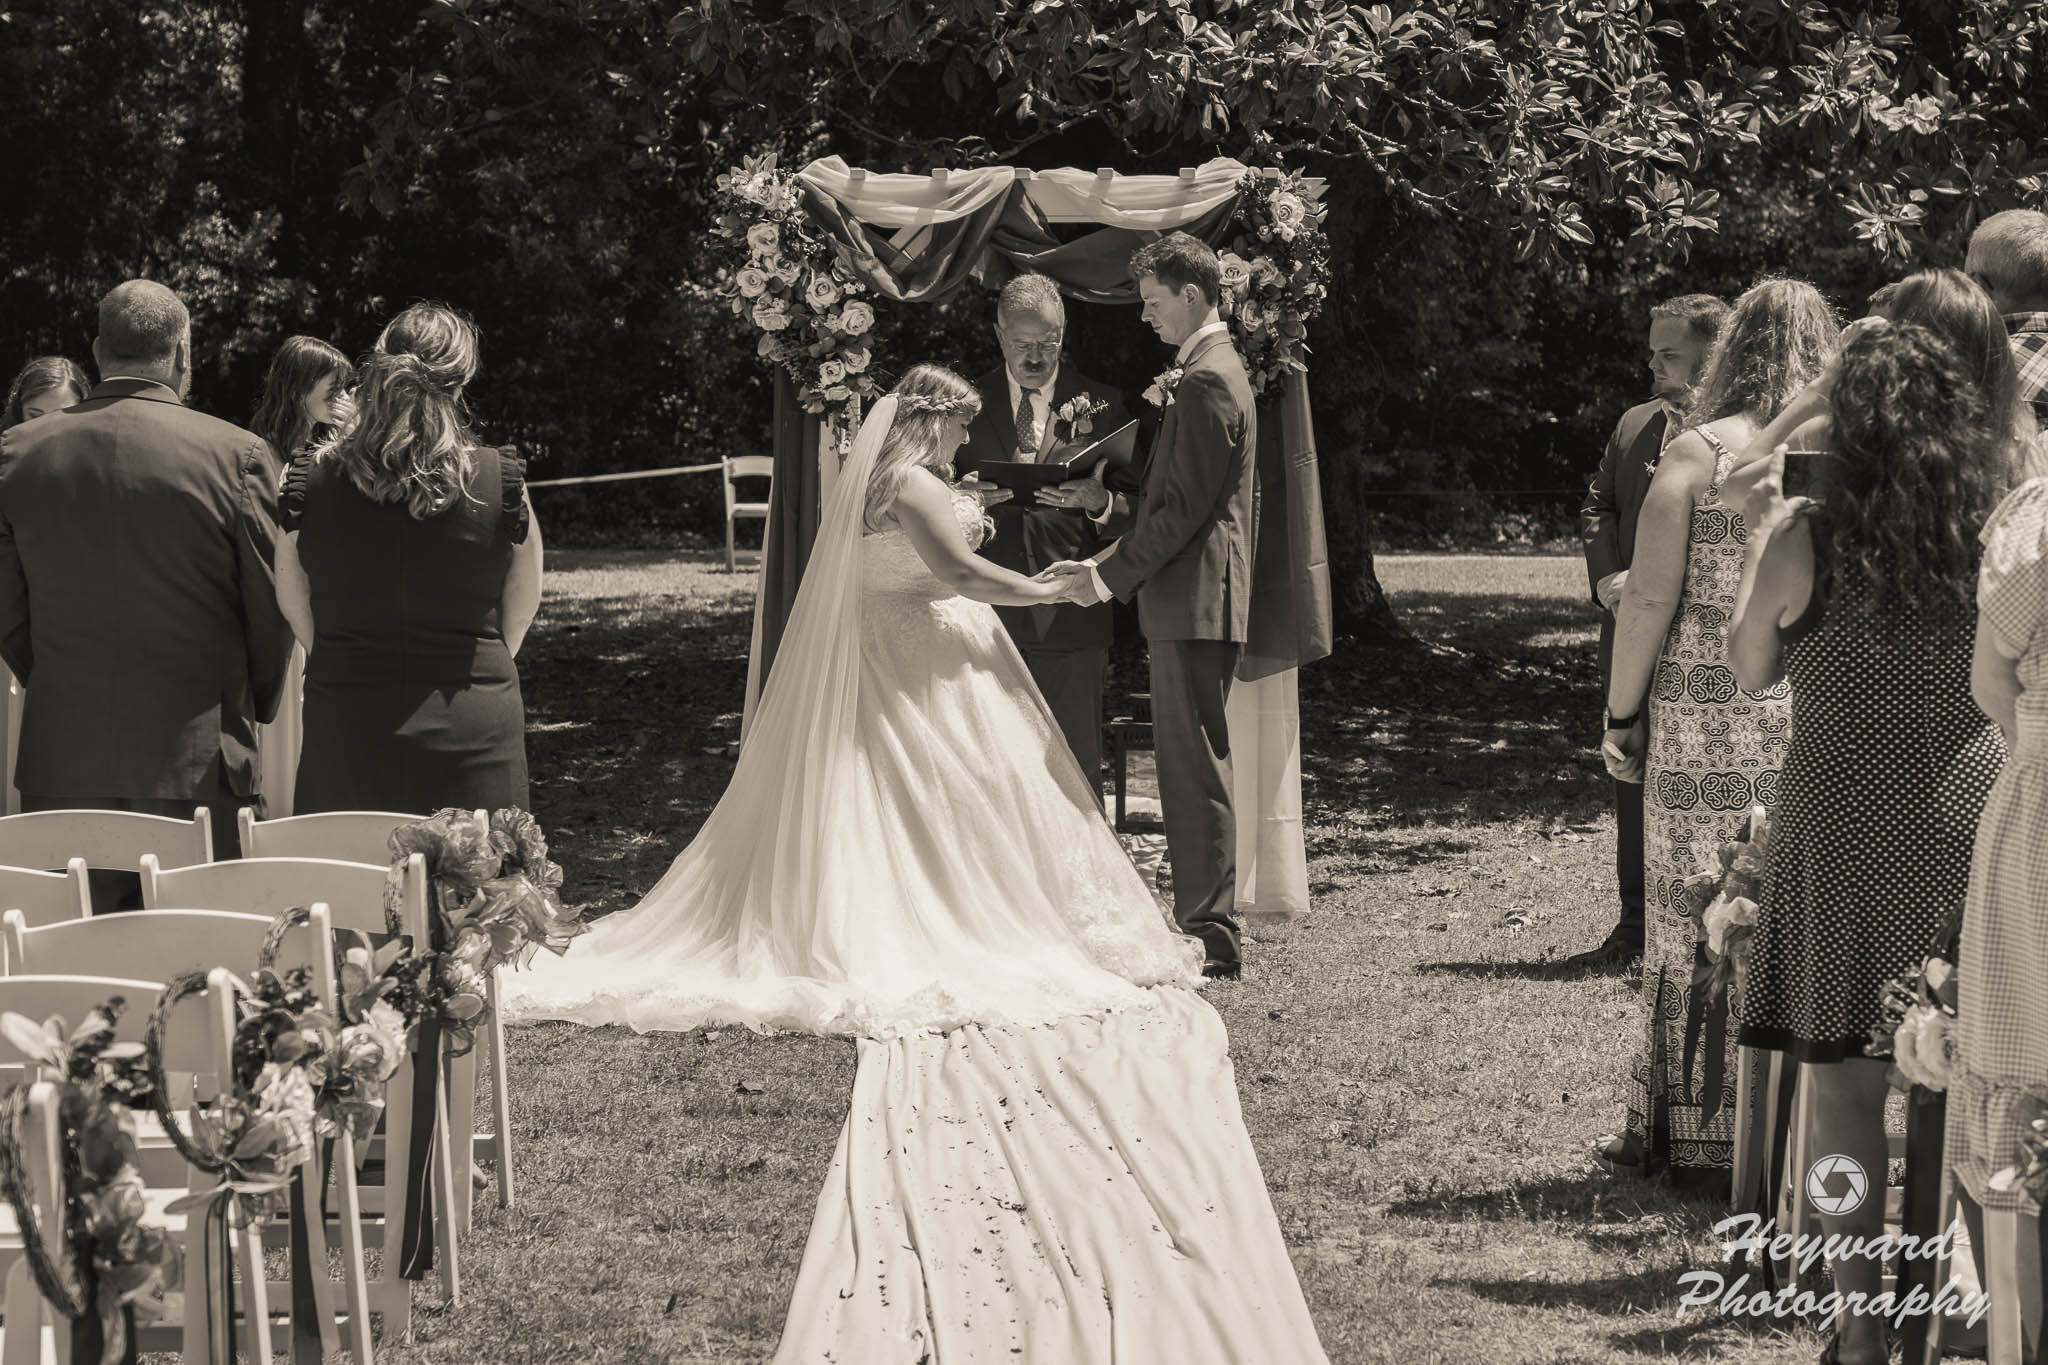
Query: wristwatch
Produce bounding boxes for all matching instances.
[1603,708,1641,730]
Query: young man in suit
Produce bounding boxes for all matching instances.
[1567,292,1728,967]
[0,280,294,882]
[1042,233,1258,979]
[956,273,1134,797]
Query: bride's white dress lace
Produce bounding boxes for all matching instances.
[501,488,1203,1037]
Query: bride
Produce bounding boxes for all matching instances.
[502,364,1205,1037]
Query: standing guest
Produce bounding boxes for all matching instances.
[1946,472,2048,1317]
[1569,292,1729,967]
[1593,278,1836,1179]
[955,273,1135,797]
[1042,233,1258,980]
[0,281,292,877]
[249,336,356,819]
[1728,322,2006,1365]
[0,357,96,815]
[277,303,542,814]
[1965,208,2048,427]
[4,357,93,428]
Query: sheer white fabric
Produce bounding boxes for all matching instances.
[1228,669,1309,921]
[504,397,1204,1038]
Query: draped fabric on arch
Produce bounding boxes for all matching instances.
[740,157,1333,916]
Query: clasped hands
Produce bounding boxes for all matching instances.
[1032,560,1108,606]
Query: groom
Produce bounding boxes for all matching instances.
[1043,233,1257,980]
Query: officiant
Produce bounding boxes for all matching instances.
[957,273,1137,801]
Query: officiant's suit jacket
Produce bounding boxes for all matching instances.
[1098,330,1257,643]
[957,362,1135,653]
[0,378,293,804]
[1580,398,1671,678]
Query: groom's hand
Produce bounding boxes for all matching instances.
[1036,560,1106,606]
[1035,459,1109,514]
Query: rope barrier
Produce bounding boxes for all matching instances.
[523,460,1586,500]
[526,461,726,488]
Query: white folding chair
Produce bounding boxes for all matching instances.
[0,809,211,875]
[142,854,389,928]
[238,808,417,866]
[139,853,457,1325]
[0,973,250,1361]
[722,454,773,571]
[0,863,89,937]
[1,1081,68,1364]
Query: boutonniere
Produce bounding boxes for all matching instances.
[1053,393,1109,438]
[1143,366,1186,409]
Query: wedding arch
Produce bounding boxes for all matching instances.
[718,155,1334,918]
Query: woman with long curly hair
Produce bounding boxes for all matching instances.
[1595,278,1837,1182]
[275,302,543,813]
[1729,322,2007,1365]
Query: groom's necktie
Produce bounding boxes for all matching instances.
[1013,387,1042,461]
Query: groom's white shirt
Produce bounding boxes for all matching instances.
[1005,361,1060,461]
[1075,320,1233,601]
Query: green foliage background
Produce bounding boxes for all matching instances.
[3,0,2042,630]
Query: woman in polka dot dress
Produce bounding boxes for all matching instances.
[1730,321,2007,1365]
[1597,279,1836,1178]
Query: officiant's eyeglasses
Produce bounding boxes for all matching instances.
[999,331,1063,359]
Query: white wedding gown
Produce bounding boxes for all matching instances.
[501,484,1204,1038]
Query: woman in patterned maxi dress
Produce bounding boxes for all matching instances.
[1596,279,1836,1177]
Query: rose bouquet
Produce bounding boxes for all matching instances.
[714,152,885,423]
[1220,168,1331,396]
[1869,951,1959,1093]
[1679,805,1771,1123]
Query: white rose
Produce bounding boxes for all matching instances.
[746,223,781,258]
[818,358,847,387]
[1269,191,1307,231]
[806,275,843,311]
[753,298,793,332]
[839,301,875,336]
[735,266,769,298]
[772,255,804,287]
[1917,1009,1954,1091]
[840,344,870,373]
[1218,252,1254,293]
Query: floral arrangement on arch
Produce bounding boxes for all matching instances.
[383,807,588,1057]
[713,152,881,424]
[0,999,180,1360]
[1217,168,1331,397]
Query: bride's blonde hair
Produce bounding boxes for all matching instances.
[863,364,981,532]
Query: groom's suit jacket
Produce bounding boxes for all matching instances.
[1098,329,1257,643]
[0,378,293,803]
[1580,398,1671,679]
[957,362,1134,653]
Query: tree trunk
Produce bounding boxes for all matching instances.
[1321,446,1404,643]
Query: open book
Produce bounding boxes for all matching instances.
[972,420,1139,506]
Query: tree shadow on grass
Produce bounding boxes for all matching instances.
[1299,590,1613,847]
[1451,1266,1691,1316]
[1413,957,1640,982]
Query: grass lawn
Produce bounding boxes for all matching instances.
[369,548,1828,1364]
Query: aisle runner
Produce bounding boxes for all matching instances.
[773,987,1328,1363]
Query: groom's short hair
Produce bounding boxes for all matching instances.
[1648,293,1730,344]
[97,280,189,365]
[1130,233,1220,306]
[996,273,1065,325]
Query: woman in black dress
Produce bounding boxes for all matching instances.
[1728,322,2006,1365]
[276,303,543,814]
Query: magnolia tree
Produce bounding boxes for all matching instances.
[354,0,2048,637]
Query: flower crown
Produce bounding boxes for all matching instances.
[894,392,977,416]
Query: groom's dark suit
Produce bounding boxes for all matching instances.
[0,378,293,862]
[957,362,1134,791]
[1579,397,1672,948]
[1098,327,1257,972]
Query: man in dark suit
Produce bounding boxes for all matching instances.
[1043,233,1258,979]
[956,273,1134,796]
[0,280,294,877]
[1567,292,1728,966]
